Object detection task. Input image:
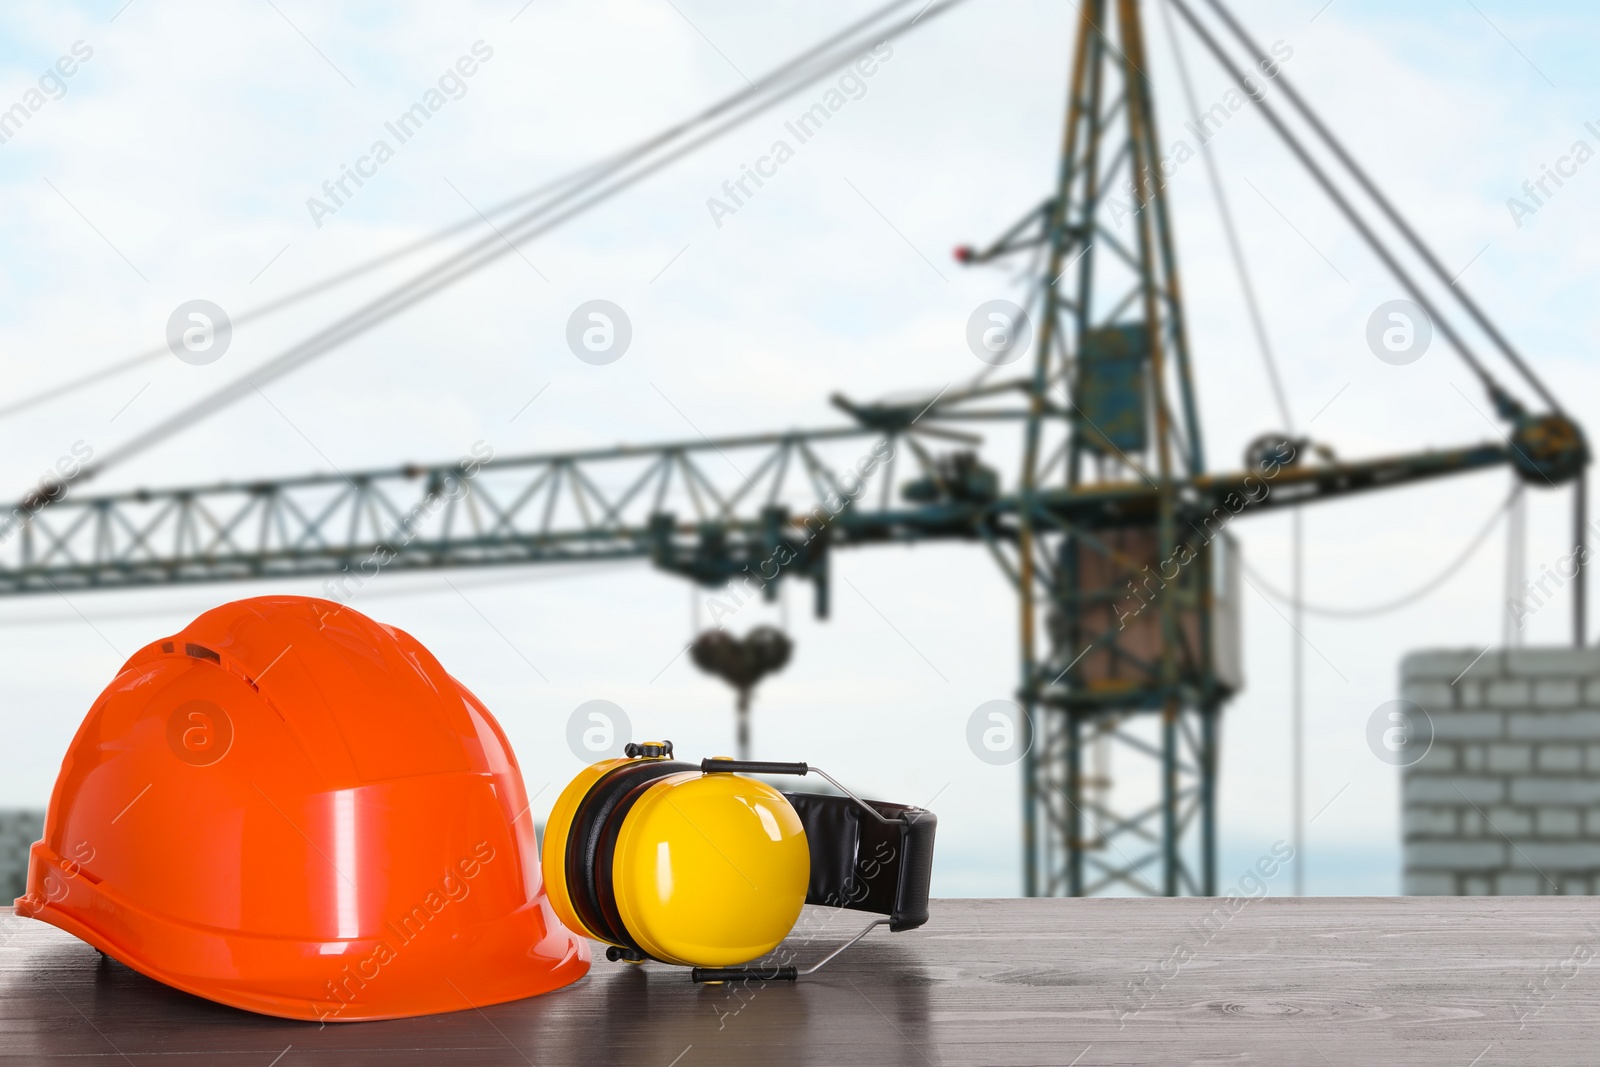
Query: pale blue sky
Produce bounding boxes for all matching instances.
[0,0,1596,897]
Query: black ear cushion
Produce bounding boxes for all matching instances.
[593,774,677,949]
[565,760,692,949]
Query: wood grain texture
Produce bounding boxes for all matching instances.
[3,897,1598,1065]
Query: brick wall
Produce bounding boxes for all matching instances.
[1401,648,1600,896]
[0,810,44,903]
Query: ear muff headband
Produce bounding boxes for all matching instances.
[564,759,693,949]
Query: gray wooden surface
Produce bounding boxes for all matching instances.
[3,897,1598,1065]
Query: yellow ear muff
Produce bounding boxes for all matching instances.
[611,772,809,967]
[547,748,936,982]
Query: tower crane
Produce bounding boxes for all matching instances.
[1,0,1585,896]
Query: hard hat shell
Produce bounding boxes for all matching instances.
[542,758,809,967]
[14,595,589,1022]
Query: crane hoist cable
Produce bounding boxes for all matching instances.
[1196,0,1563,418]
[1158,0,1308,894]
[56,0,975,488]
[0,0,935,422]
[1156,0,1290,431]
[1177,0,1585,640]
[1241,483,1520,620]
[1163,0,1525,410]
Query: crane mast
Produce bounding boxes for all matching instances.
[957,0,1214,896]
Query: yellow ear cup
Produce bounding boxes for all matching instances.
[541,757,627,942]
[611,772,809,967]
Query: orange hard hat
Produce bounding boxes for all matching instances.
[15,595,589,1022]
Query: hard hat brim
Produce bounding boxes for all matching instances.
[18,841,591,1023]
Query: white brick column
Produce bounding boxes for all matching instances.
[1401,648,1600,896]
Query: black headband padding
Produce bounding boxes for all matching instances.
[565,760,694,950]
[782,792,937,932]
